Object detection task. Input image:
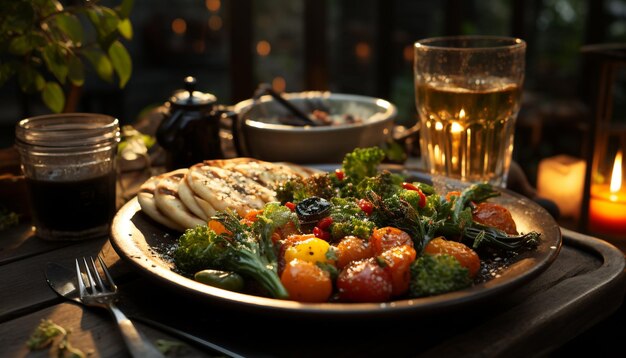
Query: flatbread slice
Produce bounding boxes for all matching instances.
[187,164,276,216]
[137,176,185,232]
[178,173,210,221]
[154,169,206,230]
[204,157,312,188]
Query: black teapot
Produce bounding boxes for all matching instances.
[156,76,232,170]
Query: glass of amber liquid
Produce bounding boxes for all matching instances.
[414,36,526,187]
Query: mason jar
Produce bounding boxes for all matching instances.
[15,113,121,241]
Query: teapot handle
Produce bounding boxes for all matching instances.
[155,110,184,150]
[215,105,248,157]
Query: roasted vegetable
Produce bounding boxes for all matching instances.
[328,197,375,240]
[194,269,245,292]
[409,254,472,297]
[174,204,295,299]
[275,173,335,203]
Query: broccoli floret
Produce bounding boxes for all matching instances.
[409,254,471,297]
[330,216,375,241]
[275,173,335,203]
[173,209,289,299]
[328,197,375,240]
[341,147,385,184]
[173,225,221,275]
[355,170,402,199]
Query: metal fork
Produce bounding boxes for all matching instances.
[76,256,164,358]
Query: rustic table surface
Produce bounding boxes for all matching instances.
[1,217,625,358]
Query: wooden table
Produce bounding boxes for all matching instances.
[1,218,625,357]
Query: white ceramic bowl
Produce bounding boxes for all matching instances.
[232,92,398,164]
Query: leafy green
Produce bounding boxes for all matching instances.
[26,319,85,358]
[409,254,471,297]
[174,207,290,299]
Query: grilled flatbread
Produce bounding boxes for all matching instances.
[204,157,314,188]
[137,176,185,232]
[178,173,210,220]
[154,169,206,230]
[187,164,276,216]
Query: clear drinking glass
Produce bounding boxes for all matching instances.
[414,36,526,187]
[15,113,120,240]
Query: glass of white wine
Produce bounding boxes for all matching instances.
[414,36,526,187]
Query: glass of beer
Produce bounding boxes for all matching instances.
[414,36,526,187]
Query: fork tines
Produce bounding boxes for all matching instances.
[75,256,117,296]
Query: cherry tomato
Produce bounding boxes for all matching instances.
[358,199,374,215]
[472,202,518,235]
[335,236,374,269]
[317,216,333,230]
[337,257,392,302]
[313,226,331,241]
[281,259,332,302]
[379,244,417,296]
[370,226,413,255]
[285,202,296,212]
[424,237,480,277]
[335,169,345,181]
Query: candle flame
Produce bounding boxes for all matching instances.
[610,150,622,200]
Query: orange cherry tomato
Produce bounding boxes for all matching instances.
[424,237,480,277]
[472,202,518,235]
[379,244,417,296]
[281,259,332,303]
[336,257,392,302]
[370,227,413,255]
[335,236,374,269]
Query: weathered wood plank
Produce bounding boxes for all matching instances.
[0,237,129,323]
[0,302,213,358]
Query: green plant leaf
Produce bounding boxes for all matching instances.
[108,41,132,88]
[117,0,134,19]
[8,36,32,56]
[0,62,17,87]
[18,66,45,93]
[42,81,65,113]
[82,48,113,83]
[117,18,133,40]
[53,13,83,45]
[86,6,120,39]
[8,33,46,56]
[43,44,68,84]
[67,55,84,86]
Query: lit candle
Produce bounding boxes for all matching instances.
[589,150,626,238]
[537,155,586,218]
